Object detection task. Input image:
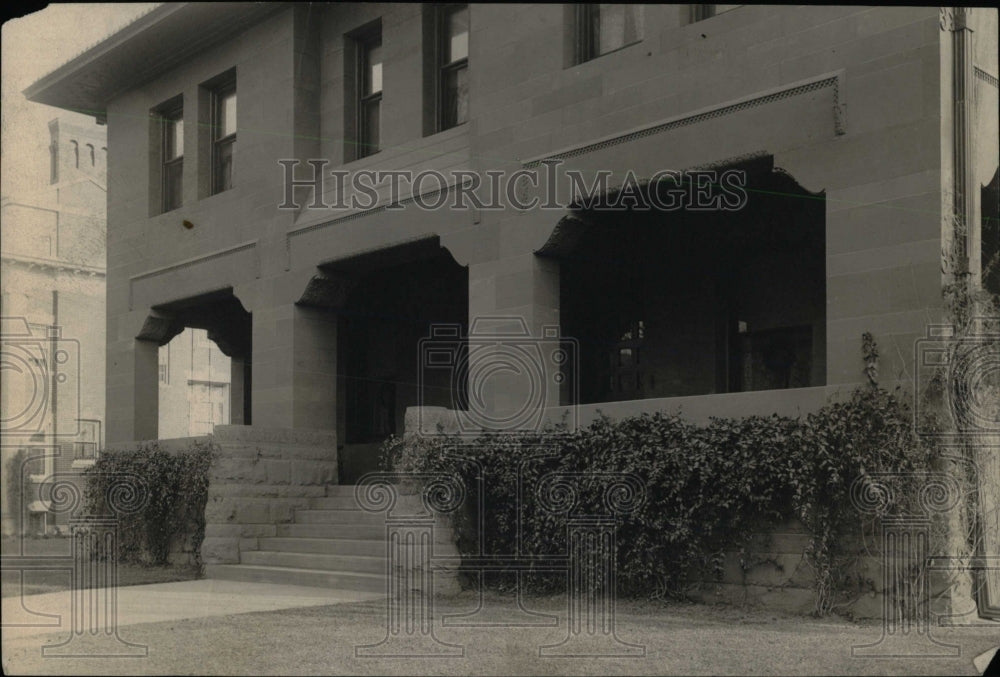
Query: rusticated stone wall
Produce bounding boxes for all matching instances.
[201,425,337,564]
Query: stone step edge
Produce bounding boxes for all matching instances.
[206,563,384,580]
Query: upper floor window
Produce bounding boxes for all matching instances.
[576,4,642,64]
[690,5,740,22]
[71,140,79,168]
[438,4,468,131]
[159,101,184,212]
[211,76,236,194]
[357,26,383,158]
[86,143,95,166]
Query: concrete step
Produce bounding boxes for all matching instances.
[206,564,386,592]
[309,495,365,510]
[275,522,454,543]
[275,523,385,540]
[294,509,385,525]
[258,537,387,557]
[325,483,419,497]
[309,494,426,511]
[242,550,387,574]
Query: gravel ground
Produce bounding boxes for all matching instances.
[3,592,997,675]
[1,537,200,598]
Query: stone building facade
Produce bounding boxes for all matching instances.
[25,4,998,608]
[1,117,107,535]
[1,116,232,535]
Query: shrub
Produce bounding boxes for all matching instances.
[83,440,215,565]
[381,384,935,614]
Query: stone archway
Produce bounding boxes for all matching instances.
[297,235,469,482]
[136,288,253,437]
[536,154,827,405]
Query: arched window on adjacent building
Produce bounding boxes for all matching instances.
[71,140,79,168]
[86,143,95,166]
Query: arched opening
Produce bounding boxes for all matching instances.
[71,140,79,169]
[538,155,826,405]
[298,236,468,482]
[137,288,252,438]
[157,328,232,438]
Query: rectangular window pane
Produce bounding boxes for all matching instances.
[596,4,640,55]
[214,139,234,193]
[361,98,380,155]
[164,116,183,160]
[442,65,468,129]
[163,160,183,211]
[364,42,383,95]
[582,4,641,60]
[446,6,469,63]
[217,90,236,138]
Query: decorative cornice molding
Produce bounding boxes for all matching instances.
[1,253,105,276]
[522,72,845,169]
[128,240,257,310]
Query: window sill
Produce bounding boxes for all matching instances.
[423,120,469,141]
[571,39,644,68]
[71,459,96,469]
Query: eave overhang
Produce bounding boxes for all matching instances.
[23,2,286,120]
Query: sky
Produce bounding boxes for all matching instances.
[1,3,159,201]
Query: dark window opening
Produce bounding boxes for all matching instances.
[438,4,469,131]
[690,5,740,23]
[211,77,236,194]
[357,26,383,158]
[159,102,184,212]
[546,157,826,405]
[576,4,642,64]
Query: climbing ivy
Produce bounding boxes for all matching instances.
[83,440,215,565]
[382,355,936,615]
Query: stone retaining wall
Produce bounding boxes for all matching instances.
[201,425,338,564]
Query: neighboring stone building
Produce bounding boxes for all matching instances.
[0,116,230,535]
[25,4,998,611]
[158,327,232,439]
[1,117,107,535]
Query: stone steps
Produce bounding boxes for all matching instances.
[258,537,386,557]
[205,564,385,592]
[242,550,386,574]
[207,483,456,592]
[274,523,385,540]
[293,509,386,525]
